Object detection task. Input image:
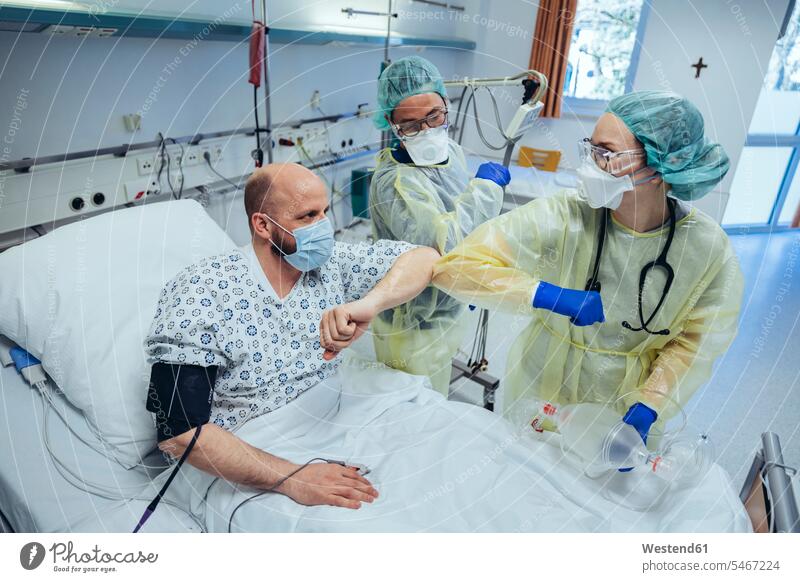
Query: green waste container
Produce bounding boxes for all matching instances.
[350,167,373,219]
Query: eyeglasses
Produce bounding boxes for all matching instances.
[391,107,449,138]
[579,137,645,173]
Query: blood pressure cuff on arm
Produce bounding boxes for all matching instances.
[145,363,218,443]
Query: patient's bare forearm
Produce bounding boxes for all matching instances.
[365,246,440,312]
[159,423,297,490]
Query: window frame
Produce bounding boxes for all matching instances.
[723,0,800,234]
[561,0,652,116]
[724,126,800,234]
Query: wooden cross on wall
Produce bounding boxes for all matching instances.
[692,57,708,78]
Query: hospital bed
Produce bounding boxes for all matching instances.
[0,198,763,533]
[0,349,755,534]
[0,361,201,533]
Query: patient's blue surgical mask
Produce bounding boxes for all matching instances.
[263,214,334,272]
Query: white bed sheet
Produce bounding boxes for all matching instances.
[154,354,751,533]
[0,364,198,533]
[1,353,751,534]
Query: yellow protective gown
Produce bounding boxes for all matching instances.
[432,190,744,428]
[369,139,504,395]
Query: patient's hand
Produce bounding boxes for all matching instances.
[320,298,377,360]
[275,463,379,509]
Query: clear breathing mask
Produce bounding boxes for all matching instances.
[515,390,713,497]
[598,391,712,511]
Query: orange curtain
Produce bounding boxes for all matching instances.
[529,0,578,118]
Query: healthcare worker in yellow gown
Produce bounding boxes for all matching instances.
[368,56,507,395]
[433,91,744,443]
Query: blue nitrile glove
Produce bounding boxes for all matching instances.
[619,402,658,472]
[623,402,658,443]
[475,162,511,187]
[532,281,605,326]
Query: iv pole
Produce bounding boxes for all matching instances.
[261,0,274,163]
[441,70,548,410]
[379,0,394,150]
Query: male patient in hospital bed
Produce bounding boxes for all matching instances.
[143,162,440,511]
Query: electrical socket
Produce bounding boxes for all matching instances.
[184,150,199,166]
[125,179,160,202]
[200,145,223,163]
[137,156,156,176]
[300,126,331,159]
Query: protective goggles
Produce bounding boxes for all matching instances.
[579,137,646,174]
[391,107,449,138]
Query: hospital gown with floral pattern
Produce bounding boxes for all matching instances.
[144,239,413,432]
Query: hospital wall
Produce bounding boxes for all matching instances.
[0,20,473,245]
[0,0,497,245]
[0,0,486,158]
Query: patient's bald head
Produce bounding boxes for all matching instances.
[244,163,324,220]
[244,163,330,250]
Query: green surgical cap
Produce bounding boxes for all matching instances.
[373,56,448,130]
[606,91,730,200]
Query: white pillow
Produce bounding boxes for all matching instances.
[0,199,236,468]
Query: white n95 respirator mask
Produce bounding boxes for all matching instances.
[402,125,450,166]
[576,156,656,210]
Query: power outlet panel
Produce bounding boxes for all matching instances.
[136,156,157,176]
[199,145,223,164]
[273,124,332,162]
[184,150,200,166]
[0,118,378,237]
[125,179,160,202]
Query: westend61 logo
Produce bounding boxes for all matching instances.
[19,541,159,574]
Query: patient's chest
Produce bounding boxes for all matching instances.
[150,240,407,432]
[197,254,345,430]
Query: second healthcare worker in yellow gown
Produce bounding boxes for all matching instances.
[368,56,507,395]
[433,91,744,442]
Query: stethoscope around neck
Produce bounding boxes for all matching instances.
[584,197,677,336]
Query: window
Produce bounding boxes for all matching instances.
[723,147,794,225]
[723,0,800,229]
[562,0,648,107]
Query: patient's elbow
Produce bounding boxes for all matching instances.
[431,253,461,286]
[412,246,441,274]
[420,246,441,262]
